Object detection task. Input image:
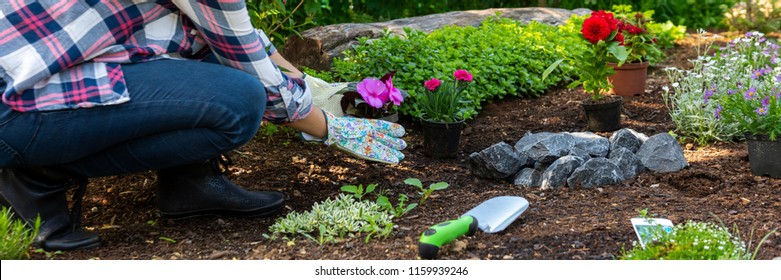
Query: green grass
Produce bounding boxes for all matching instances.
[0,207,40,260]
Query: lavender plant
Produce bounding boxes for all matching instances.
[663,30,780,144]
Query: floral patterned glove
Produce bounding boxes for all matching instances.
[303,110,407,164]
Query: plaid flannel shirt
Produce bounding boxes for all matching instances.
[0,0,311,123]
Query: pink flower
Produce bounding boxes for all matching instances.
[386,77,404,106]
[356,78,388,109]
[424,78,442,91]
[454,70,473,82]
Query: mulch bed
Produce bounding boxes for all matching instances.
[40,32,781,260]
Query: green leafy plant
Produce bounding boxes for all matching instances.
[334,16,587,120]
[403,178,449,205]
[246,0,315,47]
[376,193,418,218]
[621,218,776,260]
[340,183,377,200]
[646,20,688,49]
[267,194,393,244]
[1,207,40,260]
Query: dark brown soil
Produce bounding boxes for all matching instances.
[37,33,781,260]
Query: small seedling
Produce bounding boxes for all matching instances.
[376,193,418,218]
[340,183,377,200]
[404,178,449,205]
[159,236,176,243]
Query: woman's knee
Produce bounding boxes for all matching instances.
[220,73,266,146]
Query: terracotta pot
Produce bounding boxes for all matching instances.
[421,120,464,158]
[607,61,649,97]
[581,95,622,132]
[745,134,781,178]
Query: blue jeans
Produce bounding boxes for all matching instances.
[0,59,266,177]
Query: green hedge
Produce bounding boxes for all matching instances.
[332,16,587,120]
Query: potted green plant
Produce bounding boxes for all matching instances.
[337,71,406,122]
[607,6,663,97]
[545,10,628,132]
[415,69,474,158]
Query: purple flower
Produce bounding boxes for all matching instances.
[714,104,722,119]
[728,88,736,95]
[385,77,403,106]
[356,78,388,109]
[746,31,753,37]
[703,85,715,104]
[755,106,769,116]
[776,75,781,83]
[751,70,762,79]
[745,87,757,100]
[762,96,771,107]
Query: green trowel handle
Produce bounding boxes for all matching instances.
[418,215,479,259]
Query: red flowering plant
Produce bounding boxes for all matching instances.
[544,10,629,101]
[415,69,474,123]
[612,6,663,63]
[337,71,407,119]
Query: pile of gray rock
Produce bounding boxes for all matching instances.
[467,129,688,189]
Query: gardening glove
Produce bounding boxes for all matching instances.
[305,74,349,117]
[302,110,407,164]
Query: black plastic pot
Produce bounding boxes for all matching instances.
[421,120,464,158]
[745,134,781,178]
[581,96,622,132]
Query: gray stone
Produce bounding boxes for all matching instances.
[283,8,591,71]
[513,168,542,188]
[609,128,648,154]
[636,133,688,173]
[608,147,644,180]
[568,147,592,161]
[468,142,523,179]
[567,132,610,158]
[514,131,555,153]
[524,133,575,163]
[567,158,625,188]
[540,156,585,190]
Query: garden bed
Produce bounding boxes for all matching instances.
[42,33,781,260]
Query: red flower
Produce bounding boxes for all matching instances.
[615,32,625,45]
[627,25,645,35]
[453,69,473,82]
[424,78,442,91]
[581,16,611,44]
[590,10,619,31]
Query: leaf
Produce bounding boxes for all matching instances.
[365,183,376,194]
[403,178,423,188]
[405,203,419,213]
[607,43,629,64]
[429,182,449,190]
[340,185,357,193]
[376,196,390,208]
[542,59,564,81]
[379,71,397,83]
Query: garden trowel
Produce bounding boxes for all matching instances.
[418,196,529,259]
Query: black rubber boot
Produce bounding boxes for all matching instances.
[156,157,284,219]
[0,168,100,251]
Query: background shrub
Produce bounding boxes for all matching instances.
[332,16,587,120]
